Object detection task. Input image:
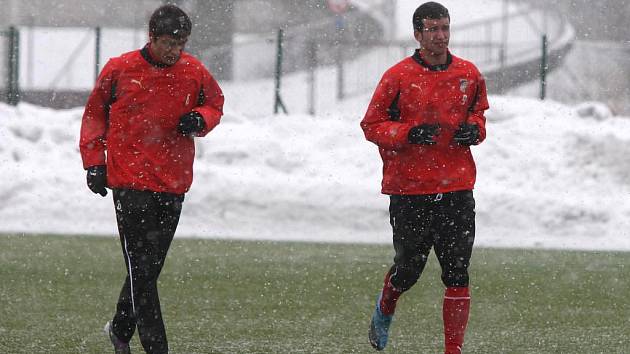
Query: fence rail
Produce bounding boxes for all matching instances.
[0,3,572,110]
[339,5,570,99]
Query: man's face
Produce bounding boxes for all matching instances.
[415,17,450,56]
[150,34,188,65]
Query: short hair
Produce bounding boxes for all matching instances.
[149,5,192,39]
[412,2,450,31]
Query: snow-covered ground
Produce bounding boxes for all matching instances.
[1,86,630,251]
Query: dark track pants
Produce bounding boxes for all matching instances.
[111,189,184,354]
[387,190,476,291]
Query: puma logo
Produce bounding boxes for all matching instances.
[130,79,144,89]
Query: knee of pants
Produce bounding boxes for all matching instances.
[441,268,469,287]
[391,259,426,292]
[131,253,165,279]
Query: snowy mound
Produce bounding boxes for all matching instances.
[1,96,630,251]
[476,96,630,250]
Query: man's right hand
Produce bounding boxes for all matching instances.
[177,111,206,136]
[86,165,108,197]
[407,124,440,145]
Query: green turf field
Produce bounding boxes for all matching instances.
[1,234,629,353]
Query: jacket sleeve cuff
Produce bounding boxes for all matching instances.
[193,108,222,137]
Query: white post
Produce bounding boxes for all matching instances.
[501,0,509,68]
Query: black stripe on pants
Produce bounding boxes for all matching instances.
[387,190,475,292]
[111,188,184,354]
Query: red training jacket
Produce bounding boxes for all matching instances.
[80,46,224,194]
[361,50,488,195]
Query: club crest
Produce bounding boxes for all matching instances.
[459,79,469,93]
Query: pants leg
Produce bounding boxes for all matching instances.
[112,275,135,341]
[432,191,476,288]
[111,189,183,354]
[387,195,435,292]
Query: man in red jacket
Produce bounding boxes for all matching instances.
[79,5,224,354]
[361,2,488,353]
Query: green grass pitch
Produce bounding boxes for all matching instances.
[1,234,629,353]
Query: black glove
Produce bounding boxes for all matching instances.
[177,111,206,136]
[86,165,107,197]
[408,124,440,145]
[453,123,480,146]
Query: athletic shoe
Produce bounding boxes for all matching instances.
[368,302,393,351]
[104,321,131,354]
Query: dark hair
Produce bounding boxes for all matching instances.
[412,2,450,31]
[149,5,192,38]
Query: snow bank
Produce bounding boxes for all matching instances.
[1,94,630,251]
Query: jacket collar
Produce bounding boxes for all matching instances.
[412,49,452,71]
[140,44,172,68]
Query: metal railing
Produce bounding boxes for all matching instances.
[340,4,572,98]
[0,3,573,110]
[0,26,147,107]
[1,26,19,105]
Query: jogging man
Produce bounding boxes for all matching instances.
[361,2,488,353]
[79,5,224,353]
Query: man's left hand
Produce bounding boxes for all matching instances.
[177,111,206,136]
[453,123,480,146]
